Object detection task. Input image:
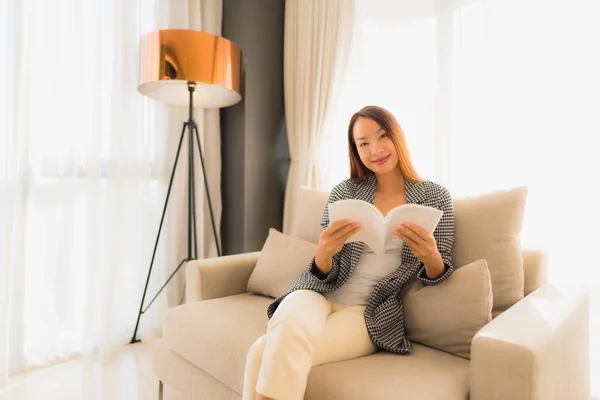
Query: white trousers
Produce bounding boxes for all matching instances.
[242,290,378,400]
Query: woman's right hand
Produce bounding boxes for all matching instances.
[314,219,361,273]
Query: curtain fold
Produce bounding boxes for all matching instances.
[281,0,355,234]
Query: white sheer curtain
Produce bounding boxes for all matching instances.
[323,0,600,290]
[0,0,225,384]
[281,0,354,234]
[322,0,600,390]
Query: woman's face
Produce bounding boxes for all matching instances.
[353,117,399,174]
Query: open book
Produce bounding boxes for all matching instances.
[327,199,443,255]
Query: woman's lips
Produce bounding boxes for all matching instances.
[372,154,391,165]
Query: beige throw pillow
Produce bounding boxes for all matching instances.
[289,186,329,244]
[246,228,317,298]
[403,259,493,359]
[452,186,527,317]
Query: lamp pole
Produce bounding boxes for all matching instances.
[130,82,223,344]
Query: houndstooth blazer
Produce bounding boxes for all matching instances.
[266,173,455,354]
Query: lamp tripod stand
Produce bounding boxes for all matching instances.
[130,81,222,344]
[131,28,240,343]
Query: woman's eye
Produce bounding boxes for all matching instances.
[359,142,368,147]
[380,133,389,139]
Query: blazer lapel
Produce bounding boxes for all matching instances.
[353,173,377,204]
[405,179,426,205]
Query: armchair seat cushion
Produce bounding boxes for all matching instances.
[306,345,470,400]
[163,292,470,399]
[163,293,271,394]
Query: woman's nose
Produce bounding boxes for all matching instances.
[370,144,382,155]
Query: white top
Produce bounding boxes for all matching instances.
[324,245,402,307]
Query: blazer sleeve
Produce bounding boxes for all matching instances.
[417,184,455,286]
[307,181,347,283]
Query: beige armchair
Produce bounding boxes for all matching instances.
[153,187,590,400]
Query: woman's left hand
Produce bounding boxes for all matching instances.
[395,222,442,267]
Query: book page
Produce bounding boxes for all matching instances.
[327,199,384,253]
[383,204,444,250]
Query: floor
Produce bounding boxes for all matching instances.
[0,343,180,400]
[0,335,598,400]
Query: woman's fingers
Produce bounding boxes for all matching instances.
[343,224,361,240]
[320,220,360,254]
[331,222,360,242]
[326,219,358,237]
[396,224,425,244]
[402,222,429,242]
[327,219,354,235]
[396,229,418,248]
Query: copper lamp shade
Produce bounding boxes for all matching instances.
[138,29,241,108]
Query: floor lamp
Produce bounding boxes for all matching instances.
[130,29,241,344]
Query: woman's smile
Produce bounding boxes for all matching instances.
[372,154,391,165]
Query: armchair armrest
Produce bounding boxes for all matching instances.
[185,252,260,302]
[471,283,590,400]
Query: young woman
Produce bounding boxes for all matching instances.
[243,105,456,400]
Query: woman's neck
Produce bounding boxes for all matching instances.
[375,167,405,194]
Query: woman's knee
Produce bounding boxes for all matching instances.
[272,290,329,322]
[267,312,311,340]
[281,290,327,307]
[311,306,377,366]
[246,335,267,362]
[268,290,331,343]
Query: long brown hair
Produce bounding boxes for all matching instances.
[348,105,422,183]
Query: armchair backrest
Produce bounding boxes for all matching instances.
[289,186,548,296]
